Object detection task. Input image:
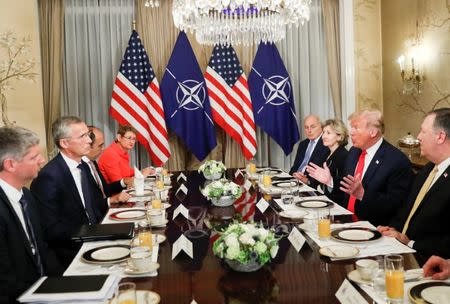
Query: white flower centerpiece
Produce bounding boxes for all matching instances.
[201,179,242,207]
[198,160,226,180]
[213,222,279,272]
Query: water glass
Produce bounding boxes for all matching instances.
[373,257,386,298]
[385,254,404,303]
[134,177,145,196]
[116,282,136,304]
[137,223,152,251]
[317,209,331,240]
[281,189,294,205]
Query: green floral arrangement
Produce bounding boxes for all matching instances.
[213,222,279,266]
[201,179,242,199]
[198,160,226,176]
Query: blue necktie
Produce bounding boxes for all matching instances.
[298,140,314,172]
[77,162,98,224]
[19,195,44,276]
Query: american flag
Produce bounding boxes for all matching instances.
[205,45,257,160]
[110,30,170,166]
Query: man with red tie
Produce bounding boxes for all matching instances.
[378,108,450,258]
[334,109,413,226]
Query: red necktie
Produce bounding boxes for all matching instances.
[347,150,367,213]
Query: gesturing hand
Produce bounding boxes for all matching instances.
[293,172,309,184]
[340,173,365,200]
[306,162,332,186]
[423,255,450,280]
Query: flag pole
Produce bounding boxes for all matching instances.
[131,19,143,168]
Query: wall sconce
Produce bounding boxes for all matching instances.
[144,0,159,8]
[397,21,425,95]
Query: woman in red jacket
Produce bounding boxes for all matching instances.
[98,125,153,183]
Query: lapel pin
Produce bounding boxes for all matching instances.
[375,160,380,165]
[444,173,448,178]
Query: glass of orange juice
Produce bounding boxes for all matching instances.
[138,224,152,251]
[385,254,404,302]
[116,282,136,304]
[248,159,257,174]
[151,198,162,209]
[262,170,272,187]
[317,209,331,240]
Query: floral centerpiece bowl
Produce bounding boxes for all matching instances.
[213,222,279,272]
[201,179,242,207]
[198,160,226,180]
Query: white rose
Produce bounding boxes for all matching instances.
[254,241,268,254]
[225,233,239,248]
[239,232,256,245]
[258,228,269,241]
[226,246,240,260]
[270,245,279,259]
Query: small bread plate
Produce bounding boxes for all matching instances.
[82,245,130,264]
[409,281,450,304]
[256,168,283,175]
[126,189,153,197]
[147,203,171,210]
[298,223,315,232]
[150,219,168,228]
[331,227,382,243]
[319,245,359,259]
[272,181,298,188]
[124,262,160,275]
[132,234,166,245]
[347,269,372,285]
[110,290,160,304]
[109,209,146,221]
[295,199,333,209]
[279,210,308,219]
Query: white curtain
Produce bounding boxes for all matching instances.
[61,0,333,171]
[62,0,144,165]
[257,0,334,171]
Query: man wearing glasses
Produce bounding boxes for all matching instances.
[31,116,106,268]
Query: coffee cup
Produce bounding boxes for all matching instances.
[128,246,152,271]
[356,259,379,280]
[146,208,165,225]
[303,214,317,228]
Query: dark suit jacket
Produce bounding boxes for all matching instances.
[92,160,124,197]
[30,153,108,266]
[0,187,55,303]
[315,145,348,195]
[390,162,450,258]
[334,140,414,226]
[289,136,330,175]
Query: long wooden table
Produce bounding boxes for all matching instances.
[113,169,426,303]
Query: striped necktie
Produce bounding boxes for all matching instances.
[347,150,367,214]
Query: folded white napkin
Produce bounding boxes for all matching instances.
[134,166,144,178]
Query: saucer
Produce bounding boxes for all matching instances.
[279,210,308,219]
[124,262,160,275]
[347,269,372,285]
[110,290,160,304]
[298,223,315,232]
[150,219,168,227]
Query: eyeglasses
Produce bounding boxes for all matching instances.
[62,132,91,141]
[123,136,137,141]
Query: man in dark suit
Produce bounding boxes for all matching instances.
[0,126,58,303]
[289,115,330,184]
[84,126,131,207]
[30,116,107,267]
[378,108,450,258]
[336,109,413,226]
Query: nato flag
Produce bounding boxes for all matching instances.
[248,42,300,155]
[160,32,217,161]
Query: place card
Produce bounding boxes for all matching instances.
[256,198,269,213]
[243,179,252,191]
[177,173,187,183]
[173,204,189,220]
[288,227,306,252]
[176,184,188,196]
[234,169,243,178]
[172,234,193,259]
[335,279,368,304]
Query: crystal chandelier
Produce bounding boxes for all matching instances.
[172,0,312,46]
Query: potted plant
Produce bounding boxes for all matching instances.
[198,160,226,180]
[213,222,279,272]
[201,179,242,207]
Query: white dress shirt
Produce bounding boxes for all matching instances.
[360,137,384,177]
[0,178,29,240]
[60,152,87,208]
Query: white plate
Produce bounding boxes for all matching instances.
[110,290,160,304]
[279,210,308,219]
[347,269,372,285]
[127,189,153,197]
[298,223,315,232]
[90,247,130,261]
[113,210,146,220]
[319,245,359,258]
[338,230,374,241]
[150,219,168,227]
[124,262,160,275]
[274,181,298,188]
[299,201,328,208]
[421,286,450,303]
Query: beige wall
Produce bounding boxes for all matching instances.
[381,0,450,143]
[353,0,383,111]
[0,0,47,152]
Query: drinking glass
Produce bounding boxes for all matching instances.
[134,177,145,196]
[373,257,386,298]
[247,159,257,174]
[188,206,206,230]
[151,198,162,209]
[385,254,404,303]
[116,282,136,304]
[137,223,152,251]
[261,170,272,187]
[281,189,294,205]
[317,209,331,240]
[155,173,165,190]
